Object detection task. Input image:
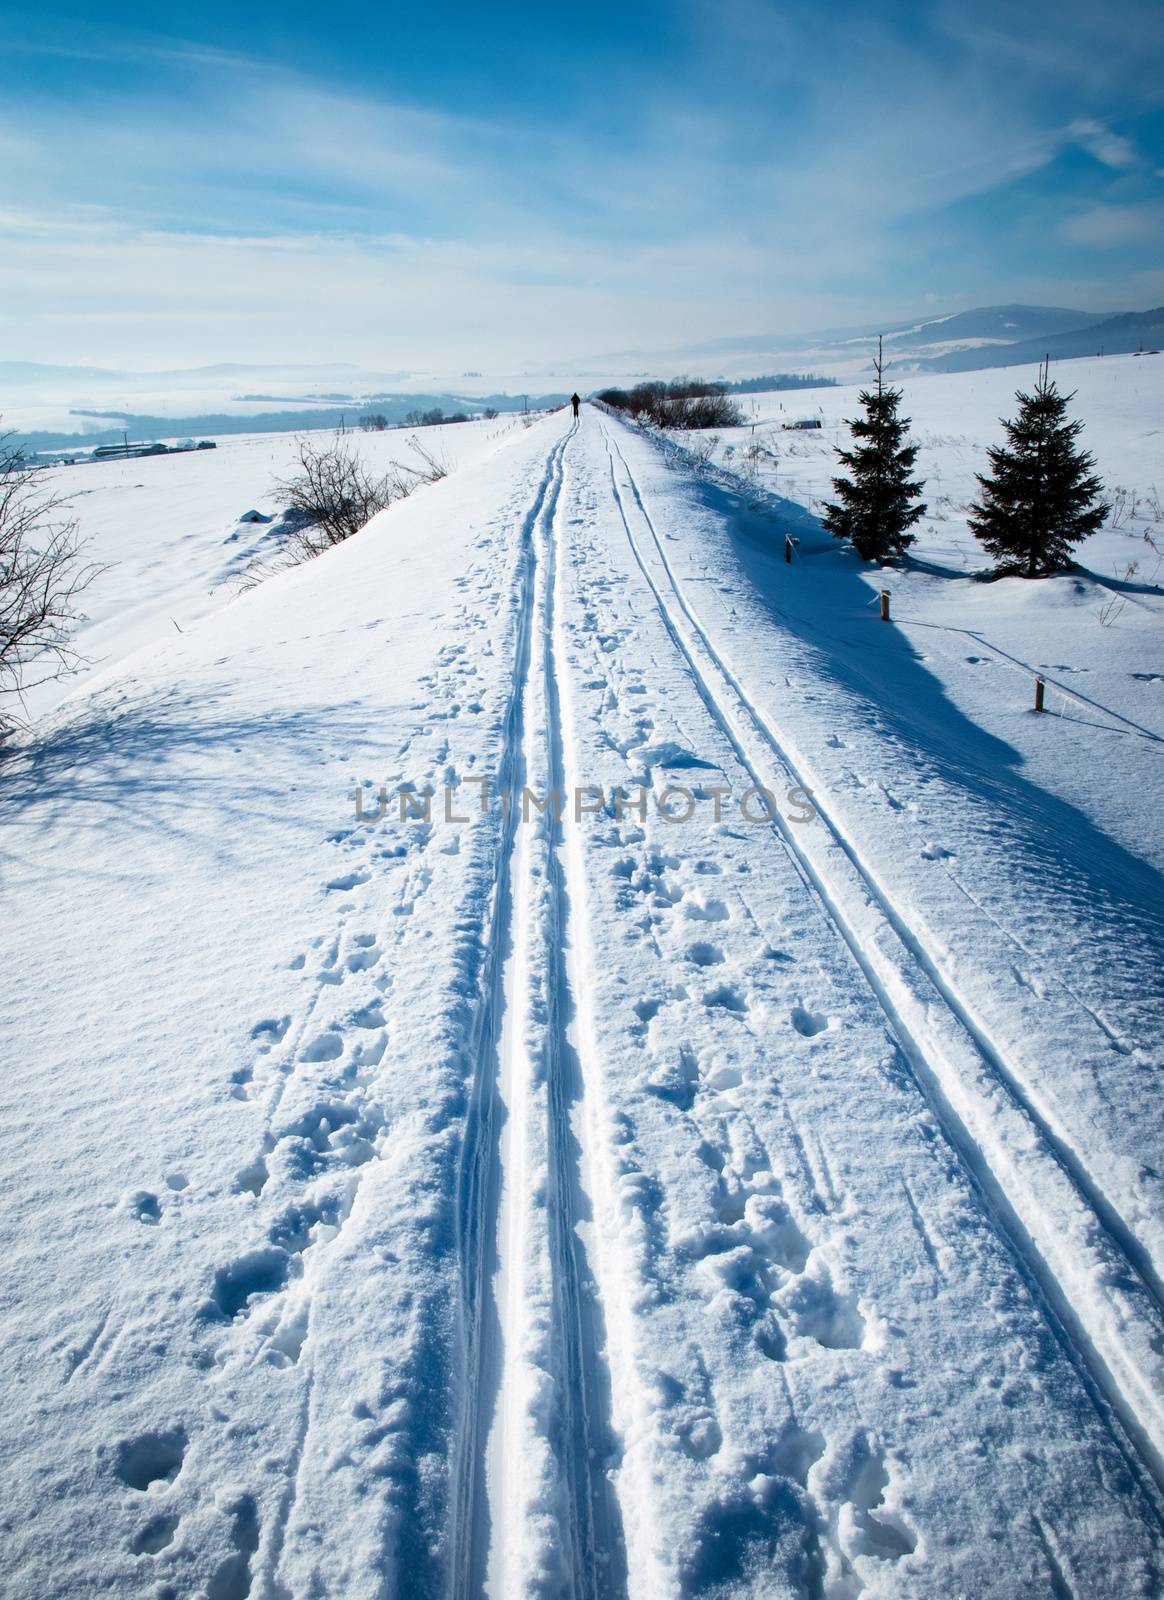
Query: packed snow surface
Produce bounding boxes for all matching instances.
[2,358,1163,1598]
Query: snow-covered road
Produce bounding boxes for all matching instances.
[2,407,1162,1598]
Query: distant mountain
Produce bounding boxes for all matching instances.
[583,304,1116,381]
[879,304,1110,356]
[0,361,133,385]
[921,306,1164,373]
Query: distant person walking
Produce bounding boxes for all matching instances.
[571,392,580,419]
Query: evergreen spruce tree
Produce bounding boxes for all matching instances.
[822,339,926,561]
[969,364,1110,577]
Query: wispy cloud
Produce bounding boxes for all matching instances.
[1071,118,1141,169]
[1059,201,1164,247]
[2,2,1161,368]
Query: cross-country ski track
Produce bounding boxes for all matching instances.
[598,421,1164,1494]
[450,423,628,1599]
[2,404,1163,1599]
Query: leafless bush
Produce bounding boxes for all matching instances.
[1,432,101,727]
[668,392,742,428]
[274,439,411,560]
[403,406,470,427]
[404,436,449,483]
[1109,485,1134,530]
[597,378,743,430]
[262,435,451,573]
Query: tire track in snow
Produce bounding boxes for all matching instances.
[451,421,626,1599]
[600,418,1164,1512]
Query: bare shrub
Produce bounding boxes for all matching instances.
[404,435,449,483]
[274,438,411,560]
[1,432,101,727]
[403,406,469,427]
[1108,485,1134,530]
[597,378,743,430]
[261,435,451,575]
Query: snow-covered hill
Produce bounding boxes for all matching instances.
[1,360,1162,1598]
[577,304,1125,384]
[18,414,532,721]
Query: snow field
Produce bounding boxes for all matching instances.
[1,381,1162,1598]
[21,413,535,721]
[540,417,1162,1595]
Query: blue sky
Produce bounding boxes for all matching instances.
[2,0,1162,370]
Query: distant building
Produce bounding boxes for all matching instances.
[91,442,168,459]
[89,439,215,463]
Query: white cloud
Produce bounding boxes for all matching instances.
[0,206,877,368]
[2,9,1157,368]
[1070,118,1139,169]
[1059,201,1164,247]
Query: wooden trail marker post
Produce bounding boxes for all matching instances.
[879,590,890,622]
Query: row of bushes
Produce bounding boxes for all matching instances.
[360,407,478,431]
[597,378,743,430]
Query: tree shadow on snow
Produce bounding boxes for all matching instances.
[0,684,384,875]
[650,453,1164,981]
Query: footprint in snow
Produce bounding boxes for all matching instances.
[791,1005,831,1038]
[229,1066,253,1100]
[684,897,730,923]
[122,1189,162,1225]
[108,1427,187,1491]
[777,1260,866,1351]
[250,1015,290,1045]
[301,1031,344,1063]
[129,1512,179,1554]
[703,983,748,1013]
[345,944,380,973]
[234,1157,268,1197]
[206,1493,261,1599]
[205,1247,291,1321]
[325,869,370,893]
[815,1430,917,1565]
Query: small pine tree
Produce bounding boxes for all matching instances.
[969,364,1110,577]
[822,339,926,561]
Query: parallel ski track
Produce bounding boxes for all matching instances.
[452,421,624,1600]
[539,431,629,1600]
[451,430,568,1600]
[601,418,1164,1517]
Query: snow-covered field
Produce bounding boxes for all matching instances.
[2,358,1163,1598]
[18,414,533,722]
